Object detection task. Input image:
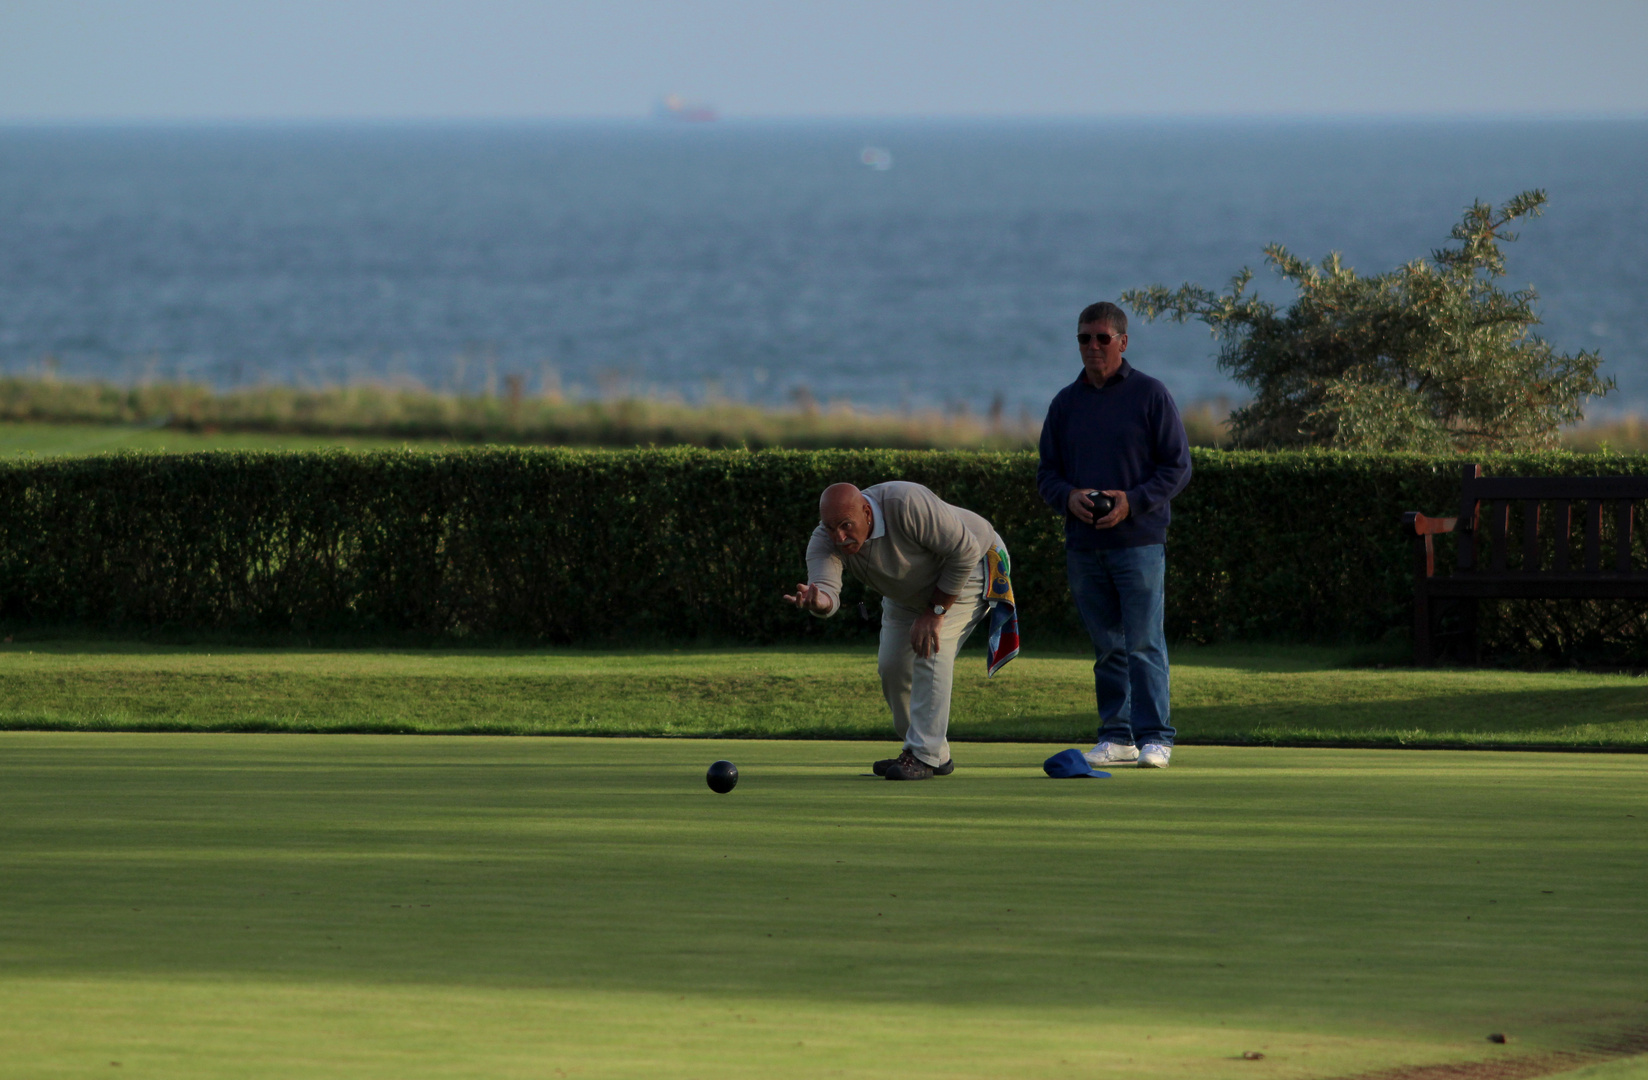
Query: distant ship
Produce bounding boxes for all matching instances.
[654,94,718,123]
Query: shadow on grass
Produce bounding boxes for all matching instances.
[975,683,1648,750]
[4,682,1645,749]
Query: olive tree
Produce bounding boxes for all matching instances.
[1121,190,1611,451]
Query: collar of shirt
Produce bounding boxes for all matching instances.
[1077,359,1132,390]
[866,493,887,539]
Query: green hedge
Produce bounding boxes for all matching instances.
[0,448,1643,655]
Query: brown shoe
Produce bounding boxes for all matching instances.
[885,750,949,781]
[875,754,953,777]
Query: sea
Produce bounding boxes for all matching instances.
[1,119,1644,419]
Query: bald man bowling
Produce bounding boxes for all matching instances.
[783,481,1009,781]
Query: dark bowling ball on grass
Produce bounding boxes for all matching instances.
[706,760,739,794]
[1084,490,1115,520]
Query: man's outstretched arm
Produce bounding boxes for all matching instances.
[792,529,843,617]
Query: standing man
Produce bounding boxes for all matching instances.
[1038,301,1191,769]
[783,481,1008,780]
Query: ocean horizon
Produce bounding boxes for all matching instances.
[2,117,1643,418]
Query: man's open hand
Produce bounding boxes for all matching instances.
[782,582,830,613]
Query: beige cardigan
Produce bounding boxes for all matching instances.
[806,481,996,615]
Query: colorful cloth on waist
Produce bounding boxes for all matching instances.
[985,544,1019,677]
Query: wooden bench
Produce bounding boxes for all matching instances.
[1401,464,1648,664]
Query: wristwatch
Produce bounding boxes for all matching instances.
[931,603,947,616]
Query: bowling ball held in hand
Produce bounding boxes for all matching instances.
[1083,490,1115,521]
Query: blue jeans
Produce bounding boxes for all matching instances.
[1066,545,1174,747]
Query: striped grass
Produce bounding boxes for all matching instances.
[0,735,1643,1078]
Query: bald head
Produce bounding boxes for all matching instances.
[819,483,874,554]
[820,483,864,520]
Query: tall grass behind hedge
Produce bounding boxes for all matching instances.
[2,448,1645,657]
[0,377,1049,451]
[0,376,1236,450]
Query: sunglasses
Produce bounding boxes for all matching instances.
[1076,332,1117,346]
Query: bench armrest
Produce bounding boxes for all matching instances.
[1402,511,1458,537]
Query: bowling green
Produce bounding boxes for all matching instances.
[0,735,1643,1079]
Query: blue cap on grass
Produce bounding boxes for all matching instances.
[1043,749,1110,779]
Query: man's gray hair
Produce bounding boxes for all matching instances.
[1077,301,1127,335]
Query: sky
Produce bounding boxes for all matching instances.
[1,0,1645,121]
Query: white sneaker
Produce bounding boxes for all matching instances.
[1084,740,1140,766]
[1138,744,1173,769]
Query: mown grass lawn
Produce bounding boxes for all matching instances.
[1,639,1645,749]
[1,735,1644,1079]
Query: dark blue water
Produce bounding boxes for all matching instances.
[1,120,1644,416]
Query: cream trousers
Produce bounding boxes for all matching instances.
[876,559,991,767]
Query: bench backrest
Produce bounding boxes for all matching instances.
[1457,463,1648,574]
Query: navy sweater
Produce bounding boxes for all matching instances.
[1036,361,1192,550]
